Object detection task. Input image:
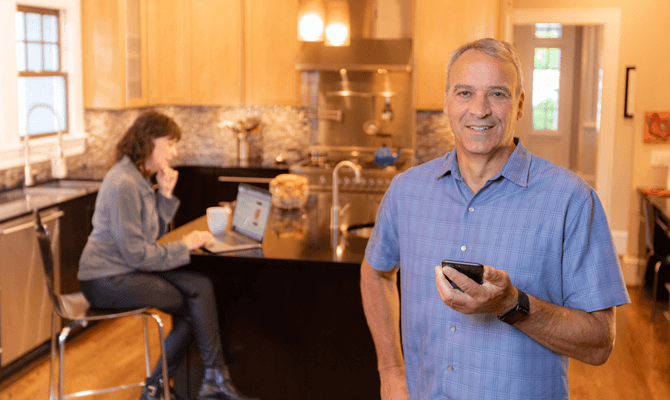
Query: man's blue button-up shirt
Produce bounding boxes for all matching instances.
[365,141,630,400]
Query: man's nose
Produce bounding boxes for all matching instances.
[469,94,491,118]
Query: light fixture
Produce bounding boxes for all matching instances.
[324,0,350,46]
[297,0,325,42]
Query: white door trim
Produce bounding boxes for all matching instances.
[511,8,621,223]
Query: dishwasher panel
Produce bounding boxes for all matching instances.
[0,208,62,367]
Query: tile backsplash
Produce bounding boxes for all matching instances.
[0,106,454,189]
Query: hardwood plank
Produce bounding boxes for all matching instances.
[1,287,668,399]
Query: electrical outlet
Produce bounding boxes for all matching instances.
[651,150,670,166]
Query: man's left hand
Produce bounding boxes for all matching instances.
[434,264,518,316]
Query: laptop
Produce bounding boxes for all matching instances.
[202,183,272,254]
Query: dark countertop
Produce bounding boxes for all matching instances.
[0,178,102,224]
[162,194,369,266]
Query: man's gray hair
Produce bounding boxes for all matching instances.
[445,38,524,99]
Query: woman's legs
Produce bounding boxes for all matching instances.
[80,273,193,389]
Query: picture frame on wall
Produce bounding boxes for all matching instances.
[624,66,635,118]
[644,111,670,143]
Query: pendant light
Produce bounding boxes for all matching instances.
[297,0,325,42]
[324,0,350,46]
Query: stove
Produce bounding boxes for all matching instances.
[289,147,414,194]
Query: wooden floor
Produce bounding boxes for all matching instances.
[0,286,668,400]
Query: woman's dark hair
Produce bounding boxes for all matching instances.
[114,110,182,176]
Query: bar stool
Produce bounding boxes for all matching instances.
[643,199,670,321]
[34,210,171,400]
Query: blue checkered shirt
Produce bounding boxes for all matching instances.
[364,141,630,400]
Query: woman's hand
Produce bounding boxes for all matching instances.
[182,230,215,250]
[157,166,178,198]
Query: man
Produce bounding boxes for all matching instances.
[360,38,630,399]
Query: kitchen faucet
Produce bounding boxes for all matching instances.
[331,160,361,260]
[25,103,67,186]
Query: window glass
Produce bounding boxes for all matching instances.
[43,15,58,43]
[16,6,67,137]
[27,42,42,71]
[16,12,25,41]
[532,48,561,131]
[535,23,562,39]
[16,42,26,71]
[44,44,59,71]
[19,76,67,136]
[26,12,42,42]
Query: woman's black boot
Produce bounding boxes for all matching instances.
[197,367,259,400]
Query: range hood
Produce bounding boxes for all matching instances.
[295,0,413,72]
[296,38,412,71]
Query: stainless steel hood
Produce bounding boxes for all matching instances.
[295,0,413,72]
[296,38,412,71]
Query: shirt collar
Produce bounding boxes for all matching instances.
[119,155,155,193]
[437,138,531,188]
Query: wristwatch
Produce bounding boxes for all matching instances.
[498,289,530,325]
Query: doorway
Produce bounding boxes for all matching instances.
[513,24,602,189]
[510,8,621,223]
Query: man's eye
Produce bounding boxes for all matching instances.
[491,92,509,98]
[457,91,470,97]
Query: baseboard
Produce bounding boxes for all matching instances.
[621,254,643,286]
[611,230,628,257]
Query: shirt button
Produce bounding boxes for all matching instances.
[451,326,456,332]
[447,366,454,371]
[461,245,467,251]
[468,207,474,212]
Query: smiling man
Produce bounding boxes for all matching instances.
[360,38,630,400]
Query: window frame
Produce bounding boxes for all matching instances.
[0,0,86,171]
[17,4,69,138]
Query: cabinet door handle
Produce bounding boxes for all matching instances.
[0,210,65,235]
[217,176,273,184]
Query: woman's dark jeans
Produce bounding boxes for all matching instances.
[80,271,225,384]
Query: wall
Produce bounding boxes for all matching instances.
[0,106,454,189]
[514,0,670,283]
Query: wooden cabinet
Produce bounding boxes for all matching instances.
[148,0,192,105]
[82,0,149,109]
[244,0,298,106]
[414,0,500,110]
[84,0,297,108]
[191,0,243,106]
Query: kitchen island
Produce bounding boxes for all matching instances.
[160,194,381,400]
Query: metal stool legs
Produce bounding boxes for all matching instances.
[48,312,170,400]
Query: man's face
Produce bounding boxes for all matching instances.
[444,50,524,158]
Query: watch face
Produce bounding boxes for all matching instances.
[499,290,529,325]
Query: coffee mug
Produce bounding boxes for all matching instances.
[207,206,231,235]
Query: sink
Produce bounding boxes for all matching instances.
[346,223,374,239]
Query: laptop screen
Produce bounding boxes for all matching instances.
[230,183,272,242]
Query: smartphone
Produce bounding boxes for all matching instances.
[441,259,484,291]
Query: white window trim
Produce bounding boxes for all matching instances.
[0,0,86,171]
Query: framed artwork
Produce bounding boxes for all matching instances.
[624,67,635,118]
[644,111,670,143]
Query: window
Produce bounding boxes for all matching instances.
[531,23,562,131]
[16,5,68,138]
[535,23,562,39]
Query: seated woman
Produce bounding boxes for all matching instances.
[78,111,258,400]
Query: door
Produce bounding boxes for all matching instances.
[514,24,579,170]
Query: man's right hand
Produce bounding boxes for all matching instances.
[379,366,409,400]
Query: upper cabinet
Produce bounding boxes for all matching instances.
[244,0,298,106]
[82,0,150,109]
[83,0,296,109]
[147,0,193,105]
[414,0,500,110]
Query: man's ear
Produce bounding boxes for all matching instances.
[516,91,525,120]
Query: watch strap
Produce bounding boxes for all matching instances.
[498,289,529,325]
